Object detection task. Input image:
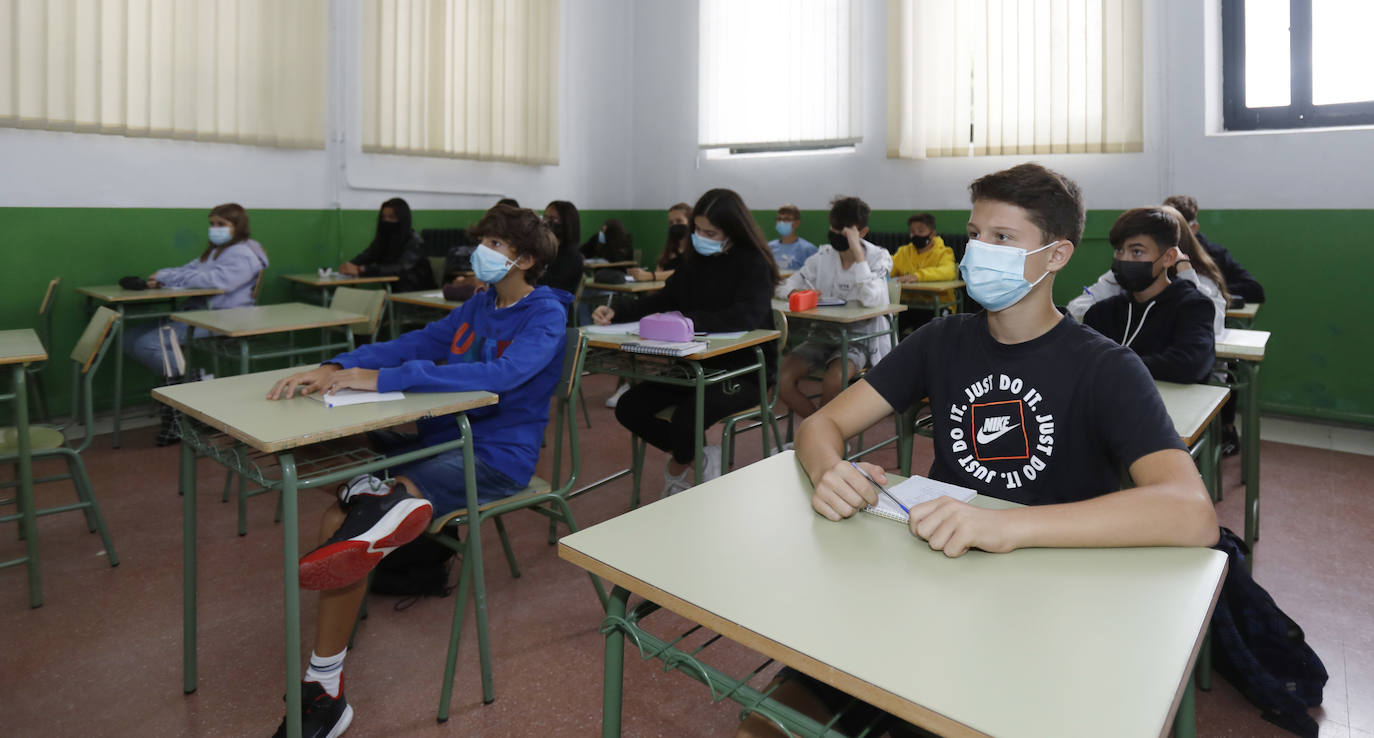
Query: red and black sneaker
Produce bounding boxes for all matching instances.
[298,486,433,591]
[272,680,353,738]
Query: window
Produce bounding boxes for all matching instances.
[698,0,860,153]
[362,0,559,165]
[1222,0,1374,130]
[887,0,1143,159]
[0,0,327,148]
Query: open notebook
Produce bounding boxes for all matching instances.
[862,474,978,523]
[307,388,405,408]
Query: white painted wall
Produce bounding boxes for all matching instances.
[0,0,636,211]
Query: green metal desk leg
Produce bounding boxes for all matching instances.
[1199,421,1218,502]
[15,366,42,607]
[1173,673,1196,738]
[462,416,496,704]
[1198,629,1213,691]
[601,586,631,738]
[182,438,198,692]
[692,363,706,484]
[754,346,775,457]
[279,453,303,738]
[1240,361,1261,555]
[240,339,251,376]
[112,304,126,448]
[386,284,397,339]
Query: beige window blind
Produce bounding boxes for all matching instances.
[887,0,1143,159]
[0,0,327,148]
[362,0,559,165]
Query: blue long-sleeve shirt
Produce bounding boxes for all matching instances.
[328,286,571,486]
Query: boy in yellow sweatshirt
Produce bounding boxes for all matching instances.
[891,213,957,332]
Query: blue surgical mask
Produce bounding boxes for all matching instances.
[958,239,1056,311]
[473,243,517,283]
[597,231,606,244]
[691,232,724,256]
[775,220,794,237]
[208,226,233,245]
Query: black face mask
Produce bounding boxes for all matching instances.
[828,230,851,252]
[379,221,402,240]
[668,223,689,241]
[1111,257,1160,293]
[910,235,930,248]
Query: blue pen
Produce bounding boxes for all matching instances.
[850,462,907,513]
[1082,286,1093,297]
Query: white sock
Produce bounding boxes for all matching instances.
[340,474,389,504]
[305,648,347,697]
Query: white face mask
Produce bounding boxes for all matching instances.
[958,239,1056,311]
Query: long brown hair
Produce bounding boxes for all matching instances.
[200,203,252,262]
[1161,205,1230,304]
[689,189,780,285]
[658,202,692,269]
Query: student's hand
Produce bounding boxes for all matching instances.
[146,279,160,288]
[842,226,864,252]
[897,274,921,284]
[1172,248,1193,271]
[592,305,615,325]
[338,262,361,276]
[907,497,1019,557]
[787,289,808,297]
[326,368,379,394]
[810,460,887,521]
[267,365,339,400]
[627,267,653,281]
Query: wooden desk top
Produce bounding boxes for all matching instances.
[0,329,48,365]
[170,303,368,337]
[1156,381,1231,446]
[583,260,638,270]
[585,279,666,293]
[560,452,1226,738]
[77,285,225,303]
[900,279,966,293]
[152,366,498,454]
[281,273,399,287]
[1225,302,1260,320]
[584,329,779,362]
[389,290,464,310]
[1216,328,1270,362]
[771,298,907,323]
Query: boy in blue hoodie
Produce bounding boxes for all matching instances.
[265,204,564,737]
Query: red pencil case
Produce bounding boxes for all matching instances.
[788,290,820,311]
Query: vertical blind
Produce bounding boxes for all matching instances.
[0,0,328,148]
[887,0,1143,159]
[362,0,559,165]
[699,0,860,151]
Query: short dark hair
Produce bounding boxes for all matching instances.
[777,204,801,220]
[469,204,556,285]
[1108,207,1180,252]
[828,196,870,230]
[968,163,1085,245]
[1163,194,1199,224]
[907,213,936,230]
[496,197,520,208]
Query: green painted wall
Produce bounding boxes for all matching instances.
[3,206,1369,426]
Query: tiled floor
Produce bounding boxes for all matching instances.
[3,373,1371,737]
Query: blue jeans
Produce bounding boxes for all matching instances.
[123,320,190,377]
[369,430,525,516]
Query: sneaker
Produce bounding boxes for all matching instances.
[702,445,722,482]
[780,441,795,452]
[1221,425,1240,457]
[605,382,630,408]
[337,474,389,503]
[662,466,691,498]
[298,487,434,591]
[273,680,353,738]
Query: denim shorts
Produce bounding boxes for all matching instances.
[369,430,525,516]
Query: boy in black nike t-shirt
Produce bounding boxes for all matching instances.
[734,163,1219,738]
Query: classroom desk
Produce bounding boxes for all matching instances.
[154,367,497,738]
[1216,328,1271,554]
[77,285,225,448]
[581,329,779,491]
[1156,381,1231,502]
[583,260,639,271]
[585,279,666,293]
[0,330,48,607]
[171,303,368,376]
[388,289,465,312]
[281,273,400,338]
[1224,302,1260,329]
[560,451,1227,738]
[899,278,966,315]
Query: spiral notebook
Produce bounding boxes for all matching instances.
[618,339,709,357]
[862,474,978,522]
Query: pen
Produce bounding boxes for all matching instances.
[1082,286,1093,297]
[850,462,907,514]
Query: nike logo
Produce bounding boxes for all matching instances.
[975,417,1020,445]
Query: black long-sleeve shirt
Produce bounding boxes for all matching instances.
[350,230,436,292]
[539,241,584,295]
[581,234,633,263]
[1197,232,1265,303]
[1083,279,1216,384]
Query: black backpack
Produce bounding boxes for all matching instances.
[369,536,455,608]
[1210,527,1328,737]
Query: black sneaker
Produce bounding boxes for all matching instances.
[298,486,433,591]
[272,680,353,738]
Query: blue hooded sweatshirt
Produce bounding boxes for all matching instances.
[327,286,571,486]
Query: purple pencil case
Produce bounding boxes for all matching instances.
[639,311,696,342]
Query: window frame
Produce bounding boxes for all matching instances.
[1222,0,1374,131]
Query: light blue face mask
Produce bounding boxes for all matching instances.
[775,220,794,237]
[958,239,1056,311]
[208,226,233,245]
[473,243,518,283]
[597,231,607,244]
[691,232,724,256]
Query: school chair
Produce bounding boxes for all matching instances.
[25,277,61,423]
[424,327,607,720]
[251,270,266,303]
[569,280,592,428]
[0,306,121,573]
[428,256,447,287]
[719,309,788,470]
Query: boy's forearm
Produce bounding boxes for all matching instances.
[1003,483,1218,550]
[794,414,846,486]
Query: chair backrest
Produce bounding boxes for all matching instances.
[70,306,121,374]
[548,327,589,495]
[37,277,61,348]
[330,286,386,338]
[250,269,266,302]
[568,279,585,328]
[428,256,447,287]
